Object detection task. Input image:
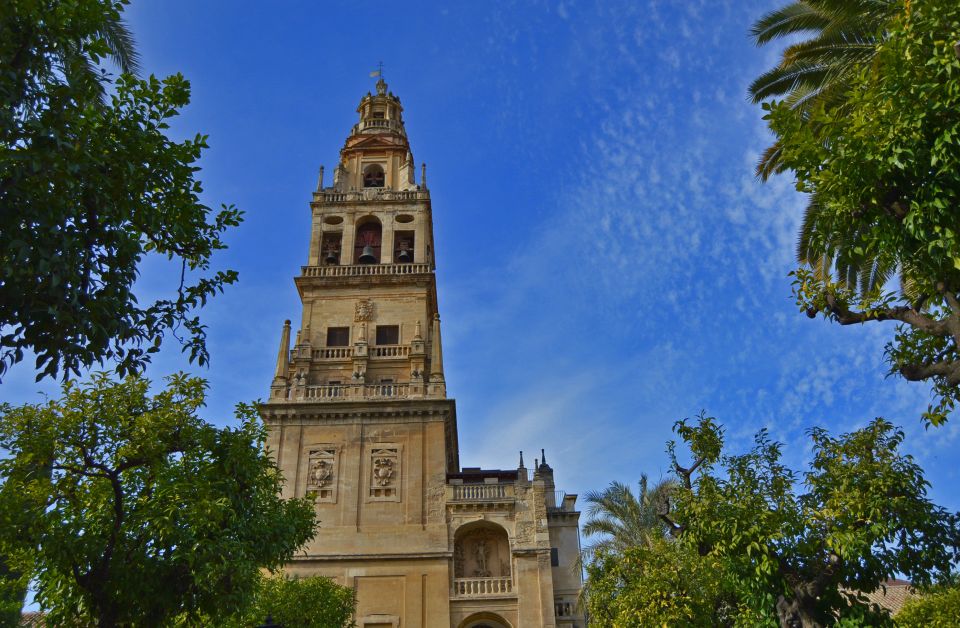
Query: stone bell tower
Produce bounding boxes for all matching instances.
[261,78,584,628]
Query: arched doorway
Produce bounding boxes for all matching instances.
[458,611,512,628]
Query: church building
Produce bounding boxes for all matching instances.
[260,78,584,628]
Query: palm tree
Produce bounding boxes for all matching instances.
[749,0,896,180]
[750,1,907,298]
[581,475,677,560]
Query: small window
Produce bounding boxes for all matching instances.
[326,327,350,347]
[372,111,385,119]
[375,325,399,345]
[550,547,559,567]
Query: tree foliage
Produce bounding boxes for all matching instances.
[896,581,960,627]
[582,475,676,558]
[661,413,960,628]
[213,574,356,628]
[584,540,748,628]
[762,0,960,425]
[0,0,242,382]
[0,374,316,628]
[748,0,898,179]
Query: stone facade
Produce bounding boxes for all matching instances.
[260,78,584,628]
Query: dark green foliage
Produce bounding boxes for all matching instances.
[0,374,317,628]
[0,0,242,382]
[664,414,960,627]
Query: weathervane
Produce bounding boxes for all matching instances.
[369,61,384,79]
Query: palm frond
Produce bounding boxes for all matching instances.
[99,16,141,75]
[751,3,831,46]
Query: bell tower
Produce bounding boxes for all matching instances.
[261,78,583,628]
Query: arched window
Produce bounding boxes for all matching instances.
[363,164,385,188]
[354,220,382,264]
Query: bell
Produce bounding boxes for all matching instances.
[324,249,338,264]
[396,248,412,262]
[358,245,377,264]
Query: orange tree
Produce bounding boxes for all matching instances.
[0,374,316,628]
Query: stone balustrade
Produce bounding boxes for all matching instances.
[312,347,354,360]
[351,118,406,134]
[452,577,513,598]
[452,484,510,501]
[370,345,410,358]
[312,189,429,204]
[299,383,412,401]
[301,263,431,278]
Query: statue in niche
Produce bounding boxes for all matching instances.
[373,457,394,486]
[474,537,490,577]
[309,459,332,488]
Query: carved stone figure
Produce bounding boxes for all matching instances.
[355,299,375,322]
[474,538,490,577]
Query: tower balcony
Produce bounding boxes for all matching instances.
[271,381,446,403]
[300,262,431,278]
[310,345,410,361]
[311,189,429,204]
[351,118,406,136]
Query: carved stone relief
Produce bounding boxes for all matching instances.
[355,299,375,322]
[368,445,400,501]
[426,482,445,522]
[306,446,338,503]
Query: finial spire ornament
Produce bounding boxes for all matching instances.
[421,163,427,190]
[274,320,291,379]
[414,320,422,340]
[430,313,444,380]
[519,451,525,468]
[316,165,324,191]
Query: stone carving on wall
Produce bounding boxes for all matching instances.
[306,446,337,502]
[426,482,445,523]
[373,457,394,486]
[369,446,400,501]
[355,299,375,322]
[310,459,332,487]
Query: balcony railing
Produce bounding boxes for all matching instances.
[370,345,409,358]
[312,189,429,204]
[300,383,411,401]
[452,577,513,598]
[301,263,431,278]
[452,484,510,501]
[351,118,406,134]
[312,347,354,360]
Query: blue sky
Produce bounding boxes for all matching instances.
[5,0,959,513]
